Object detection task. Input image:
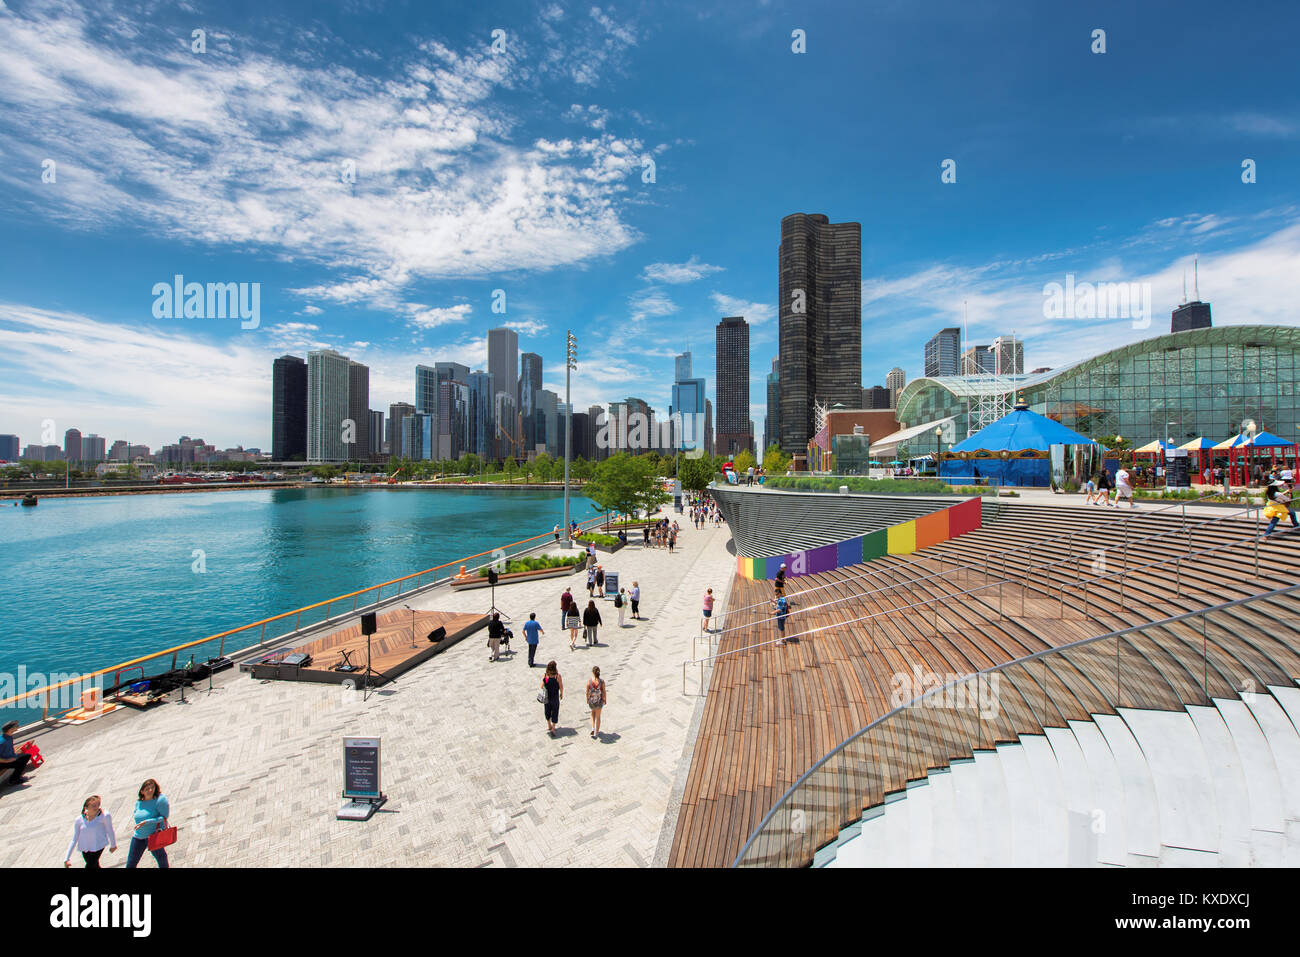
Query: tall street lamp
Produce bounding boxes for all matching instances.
[563,330,577,548]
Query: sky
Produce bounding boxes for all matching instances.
[1,0,1298,451]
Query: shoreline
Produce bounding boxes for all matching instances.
[0,480,588,501]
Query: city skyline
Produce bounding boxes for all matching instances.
[2,0,1299,452]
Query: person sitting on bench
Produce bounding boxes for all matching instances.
[1,721,33,785]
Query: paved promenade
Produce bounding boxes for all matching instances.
[2,520,736,868]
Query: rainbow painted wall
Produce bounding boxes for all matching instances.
[735,496,983,580]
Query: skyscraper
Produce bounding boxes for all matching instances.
[862,386,891,409]
[64,428,82,462]
[0,435,18,462]
[272,354,308,461]
[468,371,495,460]
[779,212,862,453]
[307,349,351,462]
[415,365,439,416]
[388,403,414,456]
[368,410,384,457]
[960,344,995,375]
[519,352,543,453]
[764,357,780,452]
[347,360,370,462]
[924,328,961,377]
[1171,300,1212,333]
[671,350,706,456]
[488,327,519,460]
[704,398,714,457]
[537,388,559,458]
[886,367,906,409]
[989,336,1024,375]
[715,315,752,455]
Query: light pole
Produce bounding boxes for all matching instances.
[1164,421,1176,487]
[563,331,577,548]
[934,426,943,474]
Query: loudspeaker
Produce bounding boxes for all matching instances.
[361,612,377,636]
[487,568,499,585]
[427,626,446,644]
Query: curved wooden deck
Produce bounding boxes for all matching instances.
[667,503,1300,868]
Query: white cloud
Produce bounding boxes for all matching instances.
[504,318,548,337]
[0,2,646,312]
[709,292,775,325]
[628,288,678,324]
[642,255,724,284]
[406,304,473,330]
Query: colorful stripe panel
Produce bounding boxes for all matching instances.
[736,497,983,580]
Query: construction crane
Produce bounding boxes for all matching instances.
[386,466,404,485]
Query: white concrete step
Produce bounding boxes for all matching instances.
[1044,725,1102,866]
[1241,693,1300,823]
[1020,733,1071,867]
[1212,697,1286,836]
[973,748,1014,866]
[1184,704,1255,867]
[923,767,961,866]
[1093,713,1163,862]
[903,777,936,866]
[995,740,1045,866]
[1067,719,1130,866]
[948,758,984,867]
[1119,708,1219,855]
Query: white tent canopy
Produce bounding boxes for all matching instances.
[869,416,956,459]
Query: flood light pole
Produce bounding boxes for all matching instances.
[563,331,577,547]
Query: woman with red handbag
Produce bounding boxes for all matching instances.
[126,778,172,869]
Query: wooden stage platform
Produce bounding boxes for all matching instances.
[241,608,489,687]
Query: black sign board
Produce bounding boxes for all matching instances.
[343,736,382,799]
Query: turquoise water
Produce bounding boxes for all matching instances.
[0,487,596,723]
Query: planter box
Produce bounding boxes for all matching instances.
[590,540,625,554]
[449,559,586,591]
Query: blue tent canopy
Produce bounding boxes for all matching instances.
[1247,430,1297,449]
[950,405,1098,453]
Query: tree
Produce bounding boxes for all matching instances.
[733,448,757,473]
[678,456,713,492]
[570,457,593,481]
[503,457,518,484]
[584,453,670,520]
[533,452,554,483]
[762,444,791,474]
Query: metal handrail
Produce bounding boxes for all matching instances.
[732,578,1300,867]
[681,503,1266,693]
[694,496,1250,656]
[3,512,609,717]
[712,492,1224,627]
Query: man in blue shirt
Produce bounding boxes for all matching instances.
[774,595,791,645]
[1,720,33,785]
[522,613,544,667]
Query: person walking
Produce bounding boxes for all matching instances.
[582,599,603,647]
[553,524,561,542]
[668,528,677,554]
[1082,474,1099,504]
[594,565,605,597]
[643,526,650,547]
[1264,472,1298,536]
[566,601,582,650]
[487,612,504,662]
[774,594,791,645]
[773,563,787,598]
[1114,466,1137,508]
[126,778,170,869]
[0,720,34,786]
[523,613,544,667]
[701,588,716,633]
[614,587,626,627]
[541,661,563,737]
[586,563,597,597]
[560,587,575,631]
[629,581,641,620]
[586,666,607,739]
[64,795,117,868]
[1095,467,1113,506]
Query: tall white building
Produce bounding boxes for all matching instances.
[886,367,906,409]
[307,349,352,462]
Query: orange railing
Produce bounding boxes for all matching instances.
[3,513,608,720]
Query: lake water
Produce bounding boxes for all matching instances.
[0,486,596,723]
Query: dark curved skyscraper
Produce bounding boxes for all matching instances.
[778,213,861,453]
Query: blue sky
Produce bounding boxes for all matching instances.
[1,0,1298,450]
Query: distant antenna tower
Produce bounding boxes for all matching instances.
[1182,269,1187,305]
[1194,254,1199,300]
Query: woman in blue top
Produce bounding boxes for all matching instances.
[126,778,171,869]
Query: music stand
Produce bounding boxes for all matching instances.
[487,567,511,621]
[334,649,358,672]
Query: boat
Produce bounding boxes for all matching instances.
[20,493,37,507]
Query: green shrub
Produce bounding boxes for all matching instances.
[580,532,620,547]
[478,554,583,578]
